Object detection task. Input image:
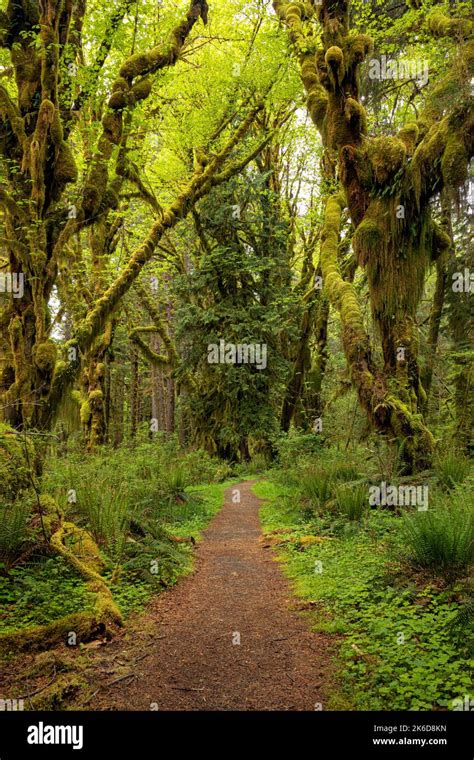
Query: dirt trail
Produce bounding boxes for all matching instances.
[90,481,333,710]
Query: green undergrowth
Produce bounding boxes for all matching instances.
[0,558,95,633]
[0,439,232,637]
[108,480,232,616]
[254,475,473,711]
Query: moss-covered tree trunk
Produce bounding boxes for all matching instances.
[274,0,473,471]
[0,0,212,436]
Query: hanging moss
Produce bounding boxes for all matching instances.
[441,134,469,189]
[410,118,449,203]
[352,218,383,266]
[398,123,419,155]
[346,33,373,66]
[33,340,57,373]
[430,222,451,261]
[365,198,430,323]
[0,423,37,500]
[54,142,78,185]
[388,397,435,472]
[428,11,472,39]
[344,98,367,137]
[367,137,407,187]
[80,400,91,425]
[325,46,345,87]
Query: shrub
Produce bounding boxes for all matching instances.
[246,453,268,474]
[435,450,470,490]
[73,482,129,561]
[331,461,361,482]
[398,492,473,577]
[335,483,368,521]
[299,467,334,509]
[275,431,323,469]
[164,465,188,497]
[0,502,31,569]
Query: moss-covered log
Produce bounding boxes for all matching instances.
[0,493,122,654]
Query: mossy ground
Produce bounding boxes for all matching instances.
[254,475,472,710]
[0,440,234,641]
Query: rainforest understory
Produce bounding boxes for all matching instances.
[0,0,472,713]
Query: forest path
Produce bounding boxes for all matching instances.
[88,481,333,710]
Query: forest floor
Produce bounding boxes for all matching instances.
[66,479,335,710]
[1,463,470,711]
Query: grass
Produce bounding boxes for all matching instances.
[254,476,473,710]
[73,481,130,560]
[334,483,368,521]
[0,501,32,570]
[0,436,233,633]
[397,489,473,577]
[299,467,334,510]
[435,450,471,490]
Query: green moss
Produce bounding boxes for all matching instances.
[428,11,472,39]
[346,33,373,64]
[80,400,91,425]
[353,218,383,266]
[388,397,435,471]
[364,198,430,322]
[325,46,345,87]
[411,118,449,203]
[101,112,121,144]
[344,98,367,137]
[367,137,406,187]
[285,4,302,24]
[55,142,78,185]
[306,84,328,131]
[33,673,86,710]
[108,89,127,111]
[119,52,151,81]
[398,123,419,155]
[61,522,104,573]
[131,77,152,102]
[431,222,451,260]
[33,340,57,373]
[88,389,103,412]
[70,389,82,406]
[441,134,469,189]
[0,424,36,500]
